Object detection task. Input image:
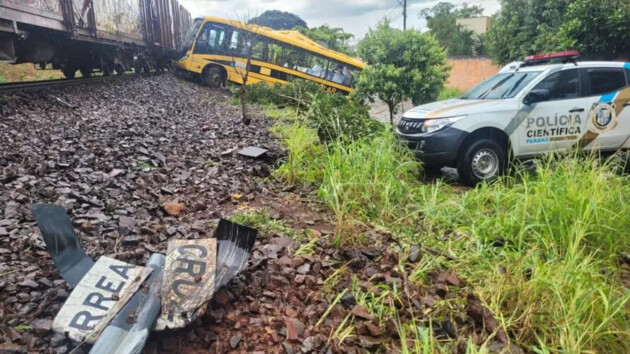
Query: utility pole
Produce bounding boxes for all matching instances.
[403,0,407,30]
[398,0,408,30]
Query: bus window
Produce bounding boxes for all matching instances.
[327,63,346,84]
[229,31,239,50]
[194,22,228,55]
[251,40,268,61]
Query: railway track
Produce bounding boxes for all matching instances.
[0,73,145,94]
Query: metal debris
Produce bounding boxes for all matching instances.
[213,219,257,289]
[89,253,166,354]
[155,220,258,330]
[238,146,269,158]
[31,204,258,351]
[51,256,151,343]
[156,239,218,330]
[31,204,94,287]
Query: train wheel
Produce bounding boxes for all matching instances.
[63,66,76,79]
[202,67,224,88]
[114,63,125,76]
[80,68,92,78]
[102,61,113,76]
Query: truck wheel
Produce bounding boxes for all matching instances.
[457,139,506,186]
[202,67,224,88]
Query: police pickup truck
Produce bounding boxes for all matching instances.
[396,51,630,185]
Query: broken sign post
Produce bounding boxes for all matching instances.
[52,256,151,343]
[156,238,217,329]
[156,219,257,330]
[31,204,258,352]
[31,204,94,287]
[89,253,166,354]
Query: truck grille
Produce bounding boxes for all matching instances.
[397,118,425,134]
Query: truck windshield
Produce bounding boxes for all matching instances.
[461,71,541,99]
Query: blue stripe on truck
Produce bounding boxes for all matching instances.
[600,92,617,103]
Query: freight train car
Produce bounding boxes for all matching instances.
[0,0,191,78]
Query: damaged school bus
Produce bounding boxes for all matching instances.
[175,16,365,94]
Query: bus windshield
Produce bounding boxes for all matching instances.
[179,19,202,54]
[461,71,541,99]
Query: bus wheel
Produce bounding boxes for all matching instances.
[457,138,506,186]
[203,67,224,88]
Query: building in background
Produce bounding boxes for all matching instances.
[456,17,491,35]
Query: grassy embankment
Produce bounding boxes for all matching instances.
[233,82,630,352]
[0,63,64,83]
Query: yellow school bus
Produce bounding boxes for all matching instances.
[175,16,365,94]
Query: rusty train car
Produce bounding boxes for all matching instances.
[0,0,191,78]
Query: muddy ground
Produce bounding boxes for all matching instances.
[1,75,496,353]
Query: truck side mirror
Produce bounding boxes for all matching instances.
[523,89,550,105]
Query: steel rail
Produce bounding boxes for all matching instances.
[0,73,147,94]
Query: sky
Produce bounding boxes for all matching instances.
[179,0,501,43]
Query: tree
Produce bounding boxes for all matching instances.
[294,25,354,55]
[354,19,449,125]
[486,0,630,64]
[249,10,307,30]
[419,2,485,56]
[229,15,263,125]
[556,0,630,60]
[485,0,569,65]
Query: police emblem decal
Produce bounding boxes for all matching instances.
[588,102,617,133]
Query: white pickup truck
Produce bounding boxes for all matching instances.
[396,51,630,185]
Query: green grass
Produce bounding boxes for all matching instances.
[273,114,630,352]
[272,122,322,186]
[418,157,630,352]
[230,209,300,240]
[263,105,299,121]
[14,324,32,331]
[276,128,421,246]
[438,87,462,100]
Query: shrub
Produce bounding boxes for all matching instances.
[241,79,322,112]
[306,92,384,142]
[240,82,282,105]
[437,87,462,100]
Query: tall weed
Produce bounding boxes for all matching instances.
[272,122,322,185]
[311,131,420,244]
[276,119,630,350]
[307,93,384,142]
[415,156,630,352]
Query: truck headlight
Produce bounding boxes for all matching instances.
[421,115,467,133]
